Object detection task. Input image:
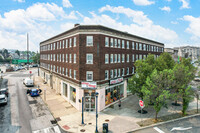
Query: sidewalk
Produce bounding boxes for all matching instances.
[34,76,200,133]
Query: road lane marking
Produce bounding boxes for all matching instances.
[171,127,192,131]
[153,127,165,133]
[32,126,61,133]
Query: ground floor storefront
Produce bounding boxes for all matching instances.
[40,69,128,112]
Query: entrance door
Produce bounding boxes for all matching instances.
[84,90,95,112]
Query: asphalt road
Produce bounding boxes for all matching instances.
[0,68,65,133]
[133,115,200,133]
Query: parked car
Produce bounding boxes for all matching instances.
[23,78,34,87]
[194,76,200,82]
[27,89,42,97]
[32,64,38,67]
[0,94,7,105]
[0,88,8,97]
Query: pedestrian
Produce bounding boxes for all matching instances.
[118,99,121,108]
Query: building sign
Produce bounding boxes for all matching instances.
[110,77,123,85]
[81,82,97,89]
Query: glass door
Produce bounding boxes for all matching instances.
[84,90,95,112]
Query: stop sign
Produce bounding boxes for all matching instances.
[30,71,32,74]
[139,100,144,108]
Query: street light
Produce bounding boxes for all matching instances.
[95,92,99,133]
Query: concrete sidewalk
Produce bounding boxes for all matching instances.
[34,76,200,133]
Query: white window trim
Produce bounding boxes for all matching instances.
[86,54,93,64]
[86,71,93,81]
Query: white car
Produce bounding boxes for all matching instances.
[0,94,7,105]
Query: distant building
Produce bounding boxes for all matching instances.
[164,48,178,62]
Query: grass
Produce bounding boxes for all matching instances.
[137,109,200,127]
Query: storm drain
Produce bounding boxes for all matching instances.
[29,100,37,104]
[88,123,92,125]
[55,117,61,122]
[105,119,109,122]
[50,120,57,124]
[80,129,85,132]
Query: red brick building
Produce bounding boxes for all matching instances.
[40,24,164,111]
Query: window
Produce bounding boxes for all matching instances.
[122,68,125,76]
[74,70,76,79]
[139,54,142,60]
[57,42,59,49]
[105,37,109,47]
[105,54,109,64]
[69,54,72,63]
[118,54,121,63]
[63,54,64,62]
[139,43,142,50]
[118,39,120,48]
[146,44,148,51]
[66,54,68,62]
[74,54,76,63]
[136,43,138,50]
[51,44,52,50]
[63,40,65,48]
[66,39,68,48]
[86,36,93,46]
[110,54,113,63]
[136,54,138,60]
[118,69,121,77]
[70,86,76,103]
[110,38,113,47]
[127,67,129,75]
[143,54,146,59]
[127,41,129,49]
[105,70,109,80]
[122,40,125,48]
[114,69,117,78]
[114,54,117,63]
[66,68,68,76]
[69,38,72,47]
[60,41,62,49]
[132,67,135,74]
[69,69,72,77]
[86,54,93,64]
[86,71,93,81]
[143,44,146,51]
[110,70,113,78]
[132,42,135,50]
[122,54,125,63]
[74,37,76,47]
[132,54,135,62]
[114,39,117,48]
[127,54,129,62]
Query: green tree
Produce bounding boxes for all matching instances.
[156,52,175,71]
[31,53,40,64]
[142,69,172,121]
[15,50,20,56]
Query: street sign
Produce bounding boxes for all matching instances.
[30,71,32,74]
[139,100,144,108]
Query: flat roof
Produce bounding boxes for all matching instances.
[40,25,164,45]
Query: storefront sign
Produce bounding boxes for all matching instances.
[110,77,123,85]
[81,82,97,89]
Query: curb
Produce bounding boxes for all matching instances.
[126,113,200,133]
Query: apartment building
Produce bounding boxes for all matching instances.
[40,24,164,111]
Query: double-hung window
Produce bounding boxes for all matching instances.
[86,54,93,64]
[86,71,93,81]
[69,69,72,78]
[114,54,117,63]
[105,37,109,47]
[110,38,113,47]
[132,42,135,50]
[127,41,129,49]
[127,54,129,62]
[132,54,135,62]
[118,39,120,48]
[74,70,76,79]
[118,69,121,77]
[114,69,117,78]
[139,43,142,50]
[114,39,117,48]
[74,37,76,47]
[66,68,68,76]
[86,36,93,46]
[122,68,125,76]
[127,67,129,75]
[118,54,121,63]
[105,54,109,64]
[132,67,135,74]
[66,54,68,62]
[69,38,72,47]
[136,54,138,61]
[63,40,65,48]
[105,70,109,80]
[122,40,125,48]
[69,54,72,63]
[110,54,113,63]
[122,54,125,63]
[110,70,113,78]
[74,54,76,63]
[66,39,68,48]
[136,43,138,50]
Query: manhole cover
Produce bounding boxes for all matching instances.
[29,100,37,104]
[105,119,109,122]
[55,117,61,122]
[50,120,57,124]
[63,125,70,130]
[88,123,92,125]
[80,129,85,132]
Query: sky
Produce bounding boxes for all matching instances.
[0,0,199,52]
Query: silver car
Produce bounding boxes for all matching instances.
[0,94,7,105]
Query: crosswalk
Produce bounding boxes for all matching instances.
[32,126,61,133]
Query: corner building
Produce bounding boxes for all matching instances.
[40,24,164,112]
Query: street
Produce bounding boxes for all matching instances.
[0,68,63,133]
[133,114,200,133]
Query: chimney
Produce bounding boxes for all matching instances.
[74,24,80,27]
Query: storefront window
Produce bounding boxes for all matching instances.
[63,83,68,97]
[70,86,76,103]
[105,84,124,106]
[84,90,95,111]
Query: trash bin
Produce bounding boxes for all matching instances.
[103,123,108,133]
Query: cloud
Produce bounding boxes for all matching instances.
[63,0,72,8]
[14,0,25,3]
[96,5,178,44]
[160,6,171,12]
[132,0,155,6]
[183,15,200,39]
[171,21,178,24]
[179,0,190,9]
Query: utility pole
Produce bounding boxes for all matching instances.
[37,51,39,76]
[27,33,29,70]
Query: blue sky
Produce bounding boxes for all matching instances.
[0,0,199,51]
